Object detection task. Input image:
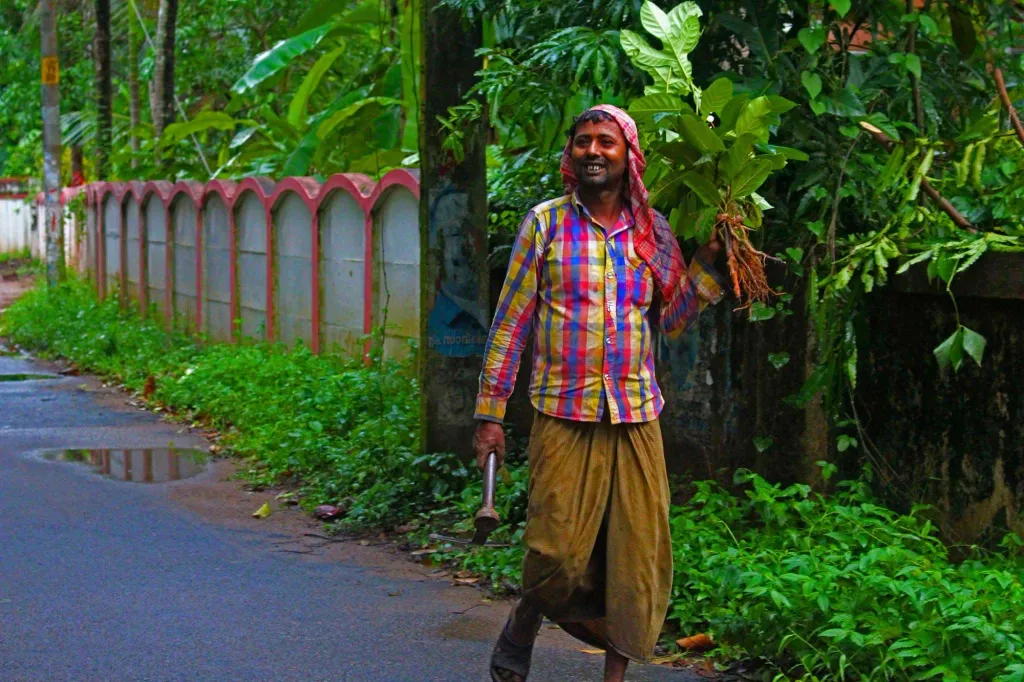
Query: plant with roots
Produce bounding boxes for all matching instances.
[621,0,805,310]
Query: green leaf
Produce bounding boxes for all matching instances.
[809,99,827,116]
[316,97,402,140]
[281,131,320,176]
[232,25,332,94]
[734,96,773,141]
[287,47,345,128]
[161,111,240,145]
[731,159,772,198]
[801,71,822,100]
[767,95,798,114]
[897,250,933,274]
[906,148,934,203]
[936,253,957,284]
[620,29,675,71]
[679,115,725,153]
[768,352,790,369]
[750,192,773,211]
[903,54,922,79]
[961,327,986,366]
[724,133,756,179]
[754,436,774,453]
[681,171,721,207]
[798,27,826,54]
[749,302,776,322]
[829,0,851,18]
[701,77,732,116]
[786,247,804,262]
[628,94,686,126]
[934,328,964,372]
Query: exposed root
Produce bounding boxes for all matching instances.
[715,212,779,310]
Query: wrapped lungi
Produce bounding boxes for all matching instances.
[520,411,672,663]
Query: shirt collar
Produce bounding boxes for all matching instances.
[570,192,634,237]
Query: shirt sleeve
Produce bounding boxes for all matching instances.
[474,211,543,423]
[657,248,727,340]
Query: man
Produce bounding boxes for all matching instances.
[474,104,725,682]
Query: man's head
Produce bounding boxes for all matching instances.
[568,109,628,194]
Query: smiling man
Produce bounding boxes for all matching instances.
[473,105,727,682]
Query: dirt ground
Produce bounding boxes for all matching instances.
[0,261,33,314]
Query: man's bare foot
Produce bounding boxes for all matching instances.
[604,650,629,682]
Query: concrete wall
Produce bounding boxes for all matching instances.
[74,172,421,355]
[0,198,34,255]
[859,253,1024,545]
[202,195,232,342]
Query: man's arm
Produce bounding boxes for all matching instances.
[657,244,727,339]
[474,210,543,425]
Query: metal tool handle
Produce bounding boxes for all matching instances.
[472,451,500,544]
[481,451,497,509]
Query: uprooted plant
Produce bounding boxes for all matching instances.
[620,0,805,310]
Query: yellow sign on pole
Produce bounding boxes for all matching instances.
[41,56,60,85]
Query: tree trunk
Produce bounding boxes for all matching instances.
[40,0,64,285]
[128,11,141,168]
[152,0,178,139]
[70,146,84,184]
[94,0,112,179]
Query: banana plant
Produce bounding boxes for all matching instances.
[156,0,417,179]
[622,0,805,308]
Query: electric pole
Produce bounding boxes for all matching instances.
[40,0,64,286]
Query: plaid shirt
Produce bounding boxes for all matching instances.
[475,194,724,425]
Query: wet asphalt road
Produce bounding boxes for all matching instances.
[0,348,692,682]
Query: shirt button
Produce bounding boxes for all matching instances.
[604,373,611,380]
[606,271,613,279]
[605,337,611,345]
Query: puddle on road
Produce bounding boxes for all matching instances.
[0,373,58,381]
[43,448,209,483]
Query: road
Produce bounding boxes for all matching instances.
[0,342,695,682]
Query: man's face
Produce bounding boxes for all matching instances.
[571,120,627,191]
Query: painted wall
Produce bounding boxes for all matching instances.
[0,198,34,255]
[72,172,420,357]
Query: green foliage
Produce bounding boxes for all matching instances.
[0,279,454,528]
[622,1,798,255]
[670,468,1024,681]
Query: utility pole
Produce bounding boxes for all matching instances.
[40,0,64,286]
[419,2,489,456]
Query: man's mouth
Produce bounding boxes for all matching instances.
[583,163,605,174]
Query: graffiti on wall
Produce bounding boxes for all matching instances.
[425,181,489,357]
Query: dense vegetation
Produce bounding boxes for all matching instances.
[4,280,1024,681]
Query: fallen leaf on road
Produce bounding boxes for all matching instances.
[252,503,272,519]
[410,548,437,556]
[314,504,344,521]
[358,539,370,546]
[454,577,480,585]
[676,633,715,652]
[580,648,605,655]
[455,570,474,579]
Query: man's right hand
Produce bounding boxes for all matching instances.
[472,421,506,470]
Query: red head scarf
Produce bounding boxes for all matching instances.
[560,104,683,299]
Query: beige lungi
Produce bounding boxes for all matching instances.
[520,411,672,663]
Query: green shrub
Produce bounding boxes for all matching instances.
[671,467,1024,681]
